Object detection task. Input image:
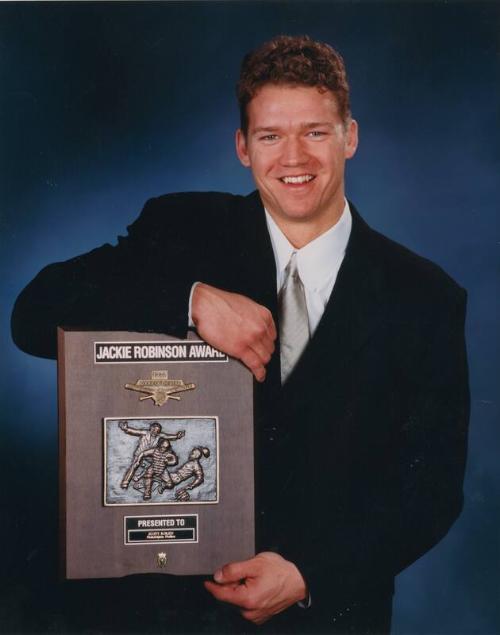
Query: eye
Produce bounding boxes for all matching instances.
[307,130,327,138]
[259,134,279,142]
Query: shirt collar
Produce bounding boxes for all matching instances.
[265,200,352,292]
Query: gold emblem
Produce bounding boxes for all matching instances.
[156,552,167,568]
[125,370,196,406]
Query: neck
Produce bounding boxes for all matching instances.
[268,201,346,249]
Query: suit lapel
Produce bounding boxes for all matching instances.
[242,194,388,532]
[237,191,282,394]
[237,191,278,313]
[235,192,387,410]
[280,203,386,401]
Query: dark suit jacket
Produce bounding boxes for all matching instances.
[11,190,469,633]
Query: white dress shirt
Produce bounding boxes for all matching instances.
[265,200,352,334]
[188,200,352,331]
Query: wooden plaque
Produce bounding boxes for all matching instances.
[58,329,254,579]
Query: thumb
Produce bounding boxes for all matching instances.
[213,558,257,584]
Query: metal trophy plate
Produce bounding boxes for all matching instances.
[58,329,254,579]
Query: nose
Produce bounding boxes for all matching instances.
[280,135,308,166]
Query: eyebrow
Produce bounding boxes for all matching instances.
[251,126,280,135]
[303,121,335,129]
[251,122,335,135]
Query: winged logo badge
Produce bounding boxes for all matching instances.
[125,370,196,406]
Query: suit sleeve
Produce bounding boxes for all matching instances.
[290,287,470,609]
[11,197,195,359]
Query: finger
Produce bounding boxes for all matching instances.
[204,580,249,606]
[249,338,274,366]
[214,558,259,583]
[204,579,240,595]
[261,326,277,351]
[204,579,225,601]
[240,349,266,382]
[246,317,276,356]
[263,311,277,341]
[254,307,277,342]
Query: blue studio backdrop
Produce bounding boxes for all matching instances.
[1,2,499,633]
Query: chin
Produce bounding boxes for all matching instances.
[278,204,317,221]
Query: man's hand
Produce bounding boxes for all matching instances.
[204,552,307,625]
[191,283,277,382]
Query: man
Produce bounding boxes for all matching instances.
[118,420,184,488]
[130,437,179,500]
[158,446,211,500]
[11,35,469,633]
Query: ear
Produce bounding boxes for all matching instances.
[235,129,251,167]
[344,119,358,159]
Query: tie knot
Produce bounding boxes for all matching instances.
[287,251,298,269]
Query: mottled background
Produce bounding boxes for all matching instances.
[1,2,499,633]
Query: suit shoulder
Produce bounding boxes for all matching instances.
[143,191,241,217]
[153,190,241,205]
[127,192,248,249]
[126,191,244,236]
[367,227,466,309]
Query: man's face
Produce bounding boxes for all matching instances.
[236,84,357,237]
[151,424,161,435]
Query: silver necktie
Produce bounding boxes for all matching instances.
[279,251,310,383]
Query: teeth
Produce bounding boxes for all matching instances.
[281,175,314,184]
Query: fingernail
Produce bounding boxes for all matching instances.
[214,569,223,582]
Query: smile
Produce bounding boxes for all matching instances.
[279,175,315,184]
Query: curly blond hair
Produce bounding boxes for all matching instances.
[237,35,351,133]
